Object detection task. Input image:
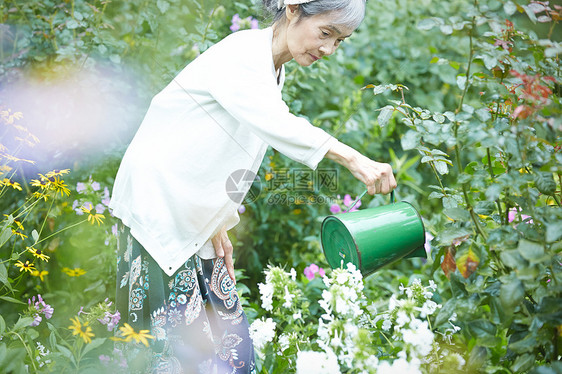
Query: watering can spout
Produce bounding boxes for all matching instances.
[405,245,427,259]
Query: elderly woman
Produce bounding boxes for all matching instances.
[109,0,396,372]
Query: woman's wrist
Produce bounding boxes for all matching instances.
[325,140,358,169]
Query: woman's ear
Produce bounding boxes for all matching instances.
[285,4,300,21]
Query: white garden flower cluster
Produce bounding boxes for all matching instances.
[248,317,276,351]
[251,264,464,373]
[257,265,299,312]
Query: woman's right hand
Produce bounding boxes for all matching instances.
[325,140,397,195]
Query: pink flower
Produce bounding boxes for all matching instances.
[508,208,533,224]
[91,181,101,191]
[330,204,341,214]
[230,14,241,32]
[343,194,362,212]
[76,182,86,193]
[304,263,325,280]
[304,266,315,280]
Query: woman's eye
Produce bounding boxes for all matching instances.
[321,31,330,36]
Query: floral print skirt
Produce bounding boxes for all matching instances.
[115,222,256,374]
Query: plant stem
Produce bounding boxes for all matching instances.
[9,331,38,372]
[34,219,88,246]
[456,16,476,114]
[486,148,504,222]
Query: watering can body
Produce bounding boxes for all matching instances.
[321,194,426,276]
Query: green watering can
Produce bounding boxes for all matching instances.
[321,190,426,276]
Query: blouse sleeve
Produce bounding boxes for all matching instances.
[207,58,337,170]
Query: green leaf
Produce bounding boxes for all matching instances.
[157,0,170,13]
[443,208,470,221]
[500,250,527,268]
[66,19,79,29]
[0,296,25,305]
[401,130,420,150]
[546,221,562,242]
[0,262,10,289]
[517,239,546,263]
[31,230,39,243]
[12,316,34,331]
[534,172,556,195]
[511,353,535,372]
[417,18,439,30]
[0,227,12,247]
[0,315,5,335]
[82,338,106,356]
[500,275,524,310]
[377,105,394,127]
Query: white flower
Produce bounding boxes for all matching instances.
[296,348,340,374]
[258,282,274,311]
[382,317,392,331]
[249,317,276,350]
[290,268,297,281]
[396,310,410,328]
[278,333,290,352]
[293,311,302,320]
[401,319,434,357]
[428,280,437,291]
[377,357,422,374]
[283,285,295,308]
[388,294,398,311]
[416,300,441,318]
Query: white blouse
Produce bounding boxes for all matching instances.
[109,26,337,276]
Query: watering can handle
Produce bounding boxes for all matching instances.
[344,189,396,213]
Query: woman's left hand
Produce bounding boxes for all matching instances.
[211,225,236,285]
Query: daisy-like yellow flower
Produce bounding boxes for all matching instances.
[15,260,36,273]
[45,169,70,178]
[11,230,27,240]
[30,173,70,196]
[118,323,154,347]
[0,178,22,191]
[62,267,87,277]
[68,317,95,344]
[27,246,50,262]
[31,269,48,281]
[80,203,105,226]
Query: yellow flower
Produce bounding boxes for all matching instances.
[1,178,22,191]
[12,230,28,240]
[31,269,48,281]
[62,267,87,277]
[265,173,274,181]
[15,260,35,273]
[45,169,70,178]
[118,323,154,347]
[68,317,95,344]
[27,247,50,262]
[80,203,105,226]
[30,174,70,196]
[292,209,302,215]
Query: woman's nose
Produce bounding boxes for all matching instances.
[319,43,336,56]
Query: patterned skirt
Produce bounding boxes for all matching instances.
[115,222,256,374]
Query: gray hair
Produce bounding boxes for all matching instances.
[263,0,366,30]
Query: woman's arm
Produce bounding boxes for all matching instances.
[325,140,397,195]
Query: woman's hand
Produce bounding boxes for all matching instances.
[325,140,397,195]
[211,225,236,285]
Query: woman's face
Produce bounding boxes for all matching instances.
[285,8,355,66]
